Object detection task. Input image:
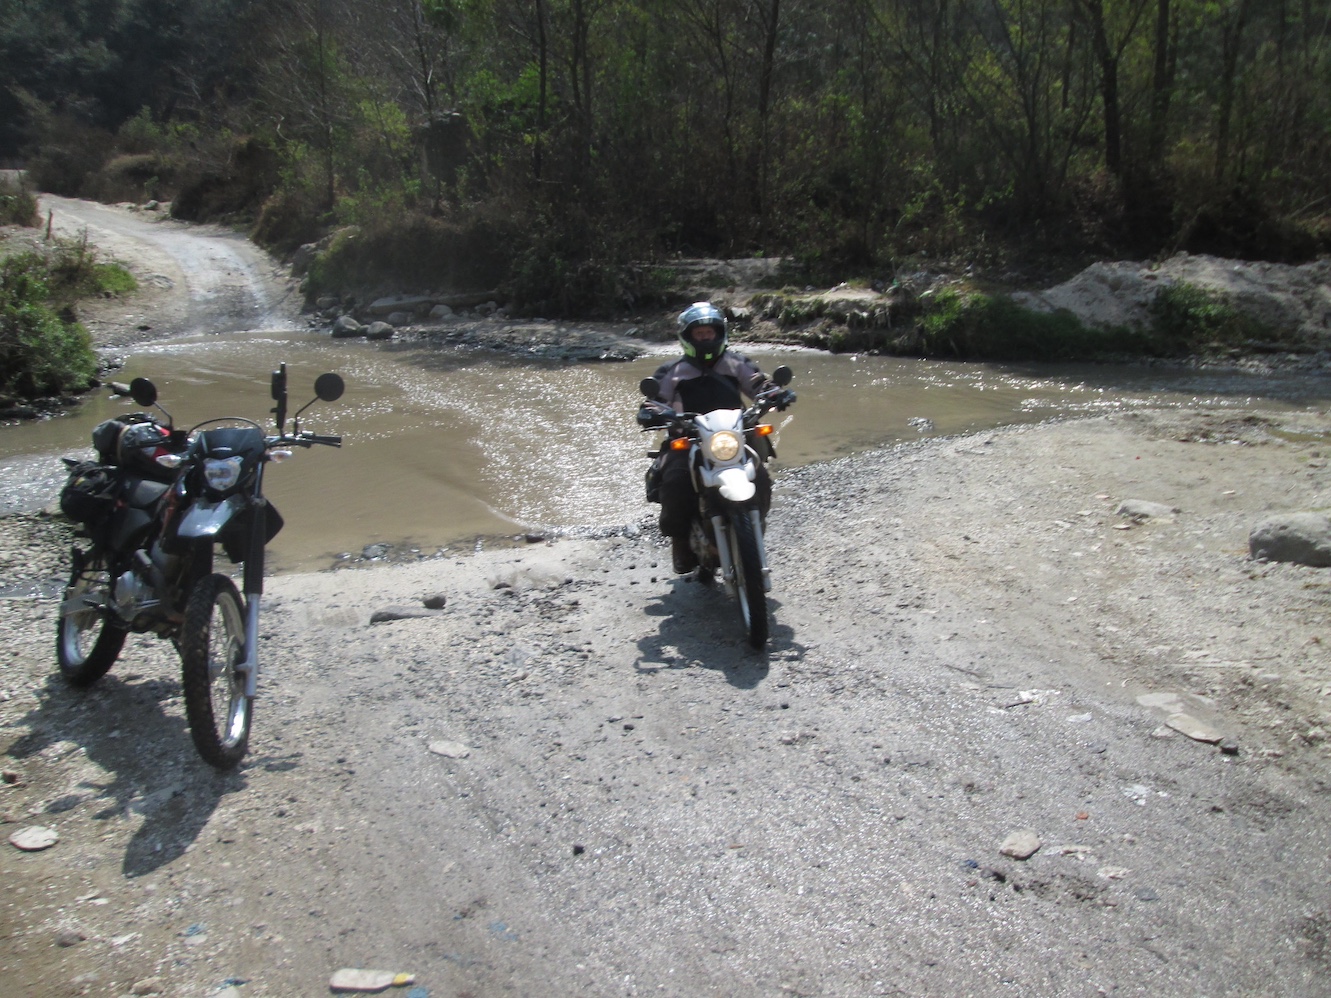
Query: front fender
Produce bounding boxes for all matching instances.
[175,496,245,540]
[715,466,756,502]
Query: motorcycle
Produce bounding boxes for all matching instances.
[55,364,344,768]
[638,365,795,649]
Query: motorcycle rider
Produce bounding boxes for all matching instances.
[637,301,796,574]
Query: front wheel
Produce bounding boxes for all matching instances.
[56,548,127,686]
[180,573,251,768]
[728,511,769,649]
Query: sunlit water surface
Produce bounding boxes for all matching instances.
[4,329,1331,573]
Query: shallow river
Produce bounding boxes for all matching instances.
[4,330,1331,572]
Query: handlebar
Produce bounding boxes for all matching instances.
[272,432,342,448]
[638,388,793,432]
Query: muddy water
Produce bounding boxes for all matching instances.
[4,330,1331,573]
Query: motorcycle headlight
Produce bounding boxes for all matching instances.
[203,456,244,492]
[707,431,742,462]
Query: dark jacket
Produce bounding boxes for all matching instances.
[648,352,772,414]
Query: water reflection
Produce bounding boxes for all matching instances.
[3,329,1330,572]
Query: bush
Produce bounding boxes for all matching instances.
[306,207,520,300]
[0,254,98,400]
[0,177,37,226]
[1146,282,1271,355]
[45,234,137,302]
[914,289,1148,361]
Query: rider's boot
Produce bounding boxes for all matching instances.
[671,535,697,574]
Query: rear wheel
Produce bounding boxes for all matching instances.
[56,548,126,686]
[728,511,769,649]
[180,574,251,768]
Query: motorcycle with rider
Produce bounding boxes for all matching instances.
[637,302,796,648]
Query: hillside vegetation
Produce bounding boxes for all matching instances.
[1,0,1327,321]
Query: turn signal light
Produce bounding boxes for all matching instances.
[755,424,774,437]
[669,437,691,451]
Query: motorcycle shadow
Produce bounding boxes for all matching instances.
[9,652,244,878]
[633,577,803,687]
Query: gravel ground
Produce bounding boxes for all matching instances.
[4,404,1331,997]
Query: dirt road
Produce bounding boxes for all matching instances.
[37,194,302,345]
[2,201,1331,997]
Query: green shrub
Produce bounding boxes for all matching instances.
[0,254,98,400]
[307,208,520,301]
[44,235,137,303]
[916,289,1148,361]
[0,178,38,226]
[1146,282,1269,355]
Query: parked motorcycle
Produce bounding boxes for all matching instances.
[638,365,794,649]
[56,364,344,768]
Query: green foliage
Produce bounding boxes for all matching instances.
[306,209,519,300]
[1146,282,1274,355]
[914,290,1147,361]
[43,235,138,303]
[0,178,37,226]
[0,254,98,400]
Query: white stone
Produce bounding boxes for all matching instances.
[428,740,471,759]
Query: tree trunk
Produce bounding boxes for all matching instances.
[755,0,780,228]
[1146,0,1175,168]
[1215,0,1251,182]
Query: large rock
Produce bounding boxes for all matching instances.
[331,315,363,338]
[1249,512,1331,566]
[367,294,435,317]
[365,321,394,340]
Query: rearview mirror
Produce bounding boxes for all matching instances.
[129,377,158,407]
[315,372,345,402]
[639,377,660,399]
[772,365,793,387]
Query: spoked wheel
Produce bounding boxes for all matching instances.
[728,511,769,649]
[180,573,251,768]
[56,548,126,687]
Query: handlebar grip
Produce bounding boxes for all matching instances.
[310,434,342,447]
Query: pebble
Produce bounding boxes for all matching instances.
[999,830,1041,859]
[55,927,86,947]
[1166,713,1222,743]
[428,740,471,759]
[130,978,165,995]
[329,968,415,992]
[9,825,59,851]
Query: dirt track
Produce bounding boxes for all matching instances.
[2,200,1331,996]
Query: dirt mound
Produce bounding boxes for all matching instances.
[1013,252,1331,345]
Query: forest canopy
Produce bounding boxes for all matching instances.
[2,0,1328,312]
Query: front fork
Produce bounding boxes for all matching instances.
[709,508,771,593]
[238,489,269,700]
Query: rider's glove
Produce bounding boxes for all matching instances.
[774,389,797,411]
[637,404,669,429]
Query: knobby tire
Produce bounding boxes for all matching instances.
[180,573,251,769]
[56,548,126,687]
[729,511,769,649]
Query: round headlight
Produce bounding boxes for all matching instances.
[708,431,742,462]
[203,456,244,491]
